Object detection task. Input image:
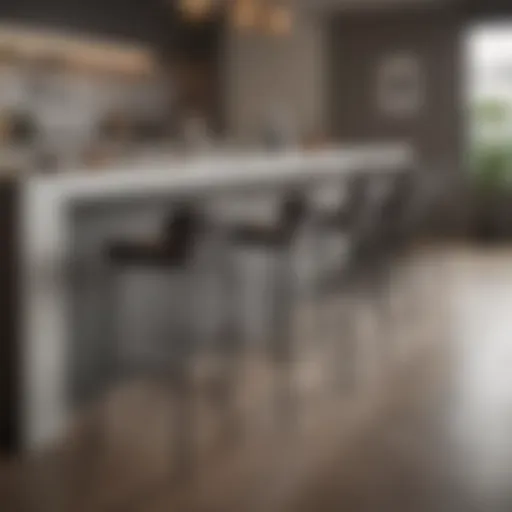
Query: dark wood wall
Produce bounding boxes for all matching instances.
[0,0,170,46]
[328,7,463,172]
[465,0,512,18]
[0,180,20,454]
[0,0,221,52]
[0,0,222,58]
[327,6,466,235]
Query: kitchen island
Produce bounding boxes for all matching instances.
[2,143,414,454]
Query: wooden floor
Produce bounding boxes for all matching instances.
[4,246,512,511]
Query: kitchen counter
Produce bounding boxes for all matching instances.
[24,143,413,202]
[13,143,414,452]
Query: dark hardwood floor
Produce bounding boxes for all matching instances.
[3,247,512,512]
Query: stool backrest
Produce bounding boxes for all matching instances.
[378,169,428,249]
[382,173,411,218]
[280,192,307,238]
[350,174,401,252]
[344,174,372,226]
[163,205,203,261]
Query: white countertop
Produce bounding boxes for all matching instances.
[24,143,414,203]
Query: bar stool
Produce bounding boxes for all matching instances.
[382,168,440,260]
[306,171,410,391]
[376,169,442,357]
[310,173,371,294]
[221,191,307,426]
[347,169,428,371]
[103,203,204,475]
[309,173,385,390]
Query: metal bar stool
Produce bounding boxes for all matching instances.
[346,169,429,373]
[196,215,247,444]
[346,173,417,376]
[309,173,385,390]
[375,168,443,359]
[221,191,307,427]
[309,174,371,296]
[104,203,203,476]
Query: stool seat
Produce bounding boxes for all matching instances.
[106,205,202,268]
[107,239,191,268]
[223,191,306,249]
[314,174,369,228]
[312,209,353,231]
[228,223,295,248]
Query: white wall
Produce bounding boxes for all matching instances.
[222,12,327,142]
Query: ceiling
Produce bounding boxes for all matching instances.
[298,0,455,11]
[298,0,512,18]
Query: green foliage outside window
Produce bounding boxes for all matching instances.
[470,98,512,192]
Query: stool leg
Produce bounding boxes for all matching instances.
[76,264,119,501]
[333,288,358,394]
[90,264,119,447]
[168,274,196,479]
[376,260,396,376]
[269,250,296,428]
[212,248,244,443]
[169,362,195,479]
